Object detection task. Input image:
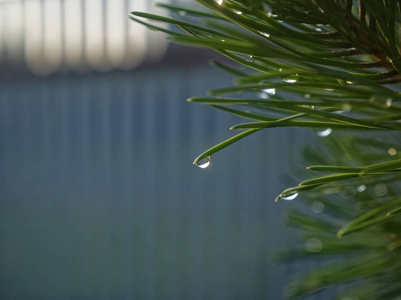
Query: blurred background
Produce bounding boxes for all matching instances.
[0,0,315,299]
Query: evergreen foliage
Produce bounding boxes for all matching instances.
[131,1,401,298]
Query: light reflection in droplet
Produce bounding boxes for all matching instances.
[258,31,270,38]
[388,148,397,156]
[357,184,366,192]
[316,128,332,137]
[262,88,276,95]
[283,78,297,84]
[281,192,298,201]
[216,0,223,5]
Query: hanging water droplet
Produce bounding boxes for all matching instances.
[196,157,211,169]
[248,55,253,62]
[305,238,323,253]
[312,201,324,213]
[281,192,298,201]
[316,128,332,137]
[388,148,397,155]
[357,184,366,192]
[386,98,393,108]
[374,183,387,196]
[216,0,223,5]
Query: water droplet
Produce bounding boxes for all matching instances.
[305,238,323,253]
[316,128,332,137]
[283,78,297,84]
[248,55,253,62]
[216,0,223,5]
[258,31,270,38]
[357,184,366,192]
[281,192,298,201]
[233,10,243,15]
[178,11,187,16]
[262,88,275,95]
[279,68,283,72]
[388,148,397,155]
[312,201,324,213]
[374,183,387,196]
[304,94,311,99]
[196,157,211,169]
[386,98,392,108]
[325,88,334,92]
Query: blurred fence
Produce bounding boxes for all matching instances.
[0,58,318,299]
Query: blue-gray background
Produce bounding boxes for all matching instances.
[0,43,316,299]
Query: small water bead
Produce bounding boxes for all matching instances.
[304,94,311,99]
[281,192,298,201]
[262,88,276,95]
[316,128,332,137]
[374,183,388,196]
[386,98,393,108]
[282,74,298,84]
[357,184,366,193]
[258,31,270,38]
[388,148,397,155]
[312,201,324,213]
[216,0,223,5]
[178,11,187,16]
[283,79,296,84]
[305,238,323,253]
[196,157,211,169]
[233,10,243,15]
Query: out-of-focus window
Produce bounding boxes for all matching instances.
[0,0,169,75]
